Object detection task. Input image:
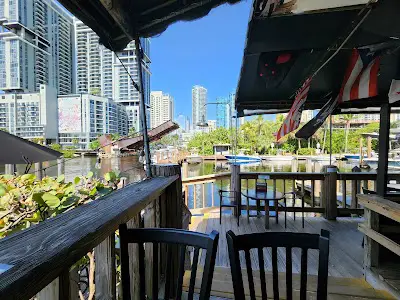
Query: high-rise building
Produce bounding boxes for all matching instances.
[301,110,315,123]
[192,85,207,131]
[58,94,128,149]
[207,120,217,132]
[0,85,59,142]
[185,116,190,132]
[216,92,235,129]
[150,91,173,128]
[75,20,151,132]
[0,0,74,95]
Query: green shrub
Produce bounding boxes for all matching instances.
[298,148,316,155]
[0,171,120,238]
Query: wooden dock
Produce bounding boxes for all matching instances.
[187,212,397,299]
[190,211,364,278]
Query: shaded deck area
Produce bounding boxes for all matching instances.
[190,211,364,278]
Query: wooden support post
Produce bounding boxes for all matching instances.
[95,235,116,300]
[58,269,70,300]
[364,208,380,275]
[351,166,361,209]
[291,158,297,172]
[143,200,156,299]
[69,267,79,300]
[57,157,65,177]
[5,164,15,175]
[151,164,182,298]
[35,162,43,180]
[377,103,390,196]
[125,216,141,300]
[230,164,241,216]
[202,183,206,208]
[321,165,338,220]
[37,278,59,300]
[182,161,188,179]
[211,182,215,207]
[367,136,372,158]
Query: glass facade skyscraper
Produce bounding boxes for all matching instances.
[75,20,151,132]
[0,0,74,94]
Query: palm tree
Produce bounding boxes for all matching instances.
[340,114,353,153]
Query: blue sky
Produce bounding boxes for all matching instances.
[150,1,252,121]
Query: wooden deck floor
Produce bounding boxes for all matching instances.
[189,211,365,278]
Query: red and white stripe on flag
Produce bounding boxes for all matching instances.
[339,49,380,103]
[276,78,312,141]
[389,79,400,104]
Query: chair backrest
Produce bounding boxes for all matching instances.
[119,226,219,300]
[226,230,330,300]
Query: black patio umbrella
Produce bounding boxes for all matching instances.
[0,131,61,165]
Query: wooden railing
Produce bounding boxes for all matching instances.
[182,172,231,211]
[0,164,183,300]
[181,169,400,218]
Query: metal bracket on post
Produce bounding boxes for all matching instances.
[135,38,152,178]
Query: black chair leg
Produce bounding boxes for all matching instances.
[220,205,222,224]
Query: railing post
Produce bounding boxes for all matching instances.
[291,158,298,172]
[37,278,59,300]
[95,235,116,300]
[151,164,182,298]
[5,164,16,175]
[35,162,44,180]
[57,157,65,177]
[230,164,241,216]
[351,166,361,209]
[321,165,337,220]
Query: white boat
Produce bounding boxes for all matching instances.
[225,155,262,164]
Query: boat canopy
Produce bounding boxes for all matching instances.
[57,0,241,52]
[235,0,400,116]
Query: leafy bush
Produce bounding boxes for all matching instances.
[0,171,119,238]
[297,148,316,155]
[49,143,62,151]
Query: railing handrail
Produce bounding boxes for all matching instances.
[182,172,231,184]
[0,176,178,300]
[240,172,325,180]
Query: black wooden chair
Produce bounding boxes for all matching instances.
[119,226,219,300]
[219,190,240,226]
[226,229,330,300]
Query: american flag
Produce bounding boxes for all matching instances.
[339,48,381,103]
[276,78,312,141]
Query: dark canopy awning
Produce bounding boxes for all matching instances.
[57,0,241,51]
[0,131,61,164]
[236,0,400,116]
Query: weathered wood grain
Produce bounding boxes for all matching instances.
[95,234,116,300]
[358,194,400,223]
[0,176,177,300]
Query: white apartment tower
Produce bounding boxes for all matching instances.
[150,91,173,129]
[0,0,74,94]
[75,20,151,132]
[192,85,207,130]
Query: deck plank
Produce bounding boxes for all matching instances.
[183,267,395,299]
[189,211,364,278]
